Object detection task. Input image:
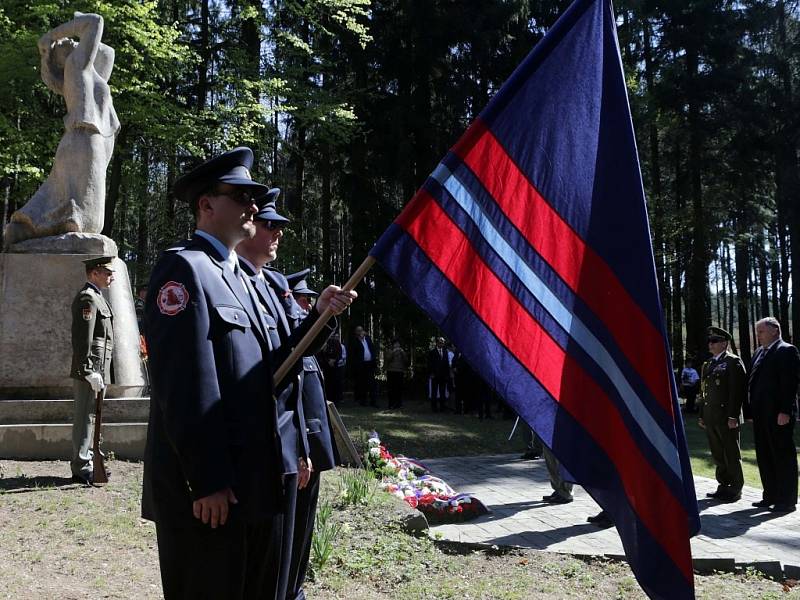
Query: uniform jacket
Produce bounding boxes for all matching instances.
[141,236,320,526]
[261,268,340,472]
[748,340,800,418]
[70,282,114,383]
[241,262,335,473]
[699,350,746,424]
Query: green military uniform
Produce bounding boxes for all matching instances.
[70,259,114,479]
[699,327,745,500]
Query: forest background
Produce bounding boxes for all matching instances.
[1,0,798,372]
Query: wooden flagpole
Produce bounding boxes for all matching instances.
[273,255,376,388]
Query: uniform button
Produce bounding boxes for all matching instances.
[234,314,239,320]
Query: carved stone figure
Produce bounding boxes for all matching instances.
[4,12,120,248]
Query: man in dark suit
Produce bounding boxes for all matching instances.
[142,148,354,599]
[748,316,800,513]
[69,255,115,485]
[349,325,378,407]
[428,337,451,412]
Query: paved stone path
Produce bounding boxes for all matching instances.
[423,454,800,577]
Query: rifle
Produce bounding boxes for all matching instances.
[92,388,108,485]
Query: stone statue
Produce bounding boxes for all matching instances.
[4,12,120,248]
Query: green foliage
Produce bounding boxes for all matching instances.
[309,499,340,578]
[336,467,376,506]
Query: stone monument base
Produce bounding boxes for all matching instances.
[0,234,147,399]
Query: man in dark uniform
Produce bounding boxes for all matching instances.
[349,325,378,406]
[70,255,114,485]
[142,148,354,600]
[284,269,340,600]
[698,326,746,502]
[749,317,800,513]
[428,337,451,412]
[236,197,344,600]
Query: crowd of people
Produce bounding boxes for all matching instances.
[67,146,798,600]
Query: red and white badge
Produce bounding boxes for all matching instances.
[157,281,189,316]
[82,307,92,321]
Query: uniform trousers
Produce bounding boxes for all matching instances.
[155,515,280,600]
[543,445,573,500]
[71,379,95,477]
[753,413,798,505]
[704,421,743,492]
[277,473,299,600]
[287,472,321,600]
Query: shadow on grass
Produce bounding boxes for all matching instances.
[0,475,79,493]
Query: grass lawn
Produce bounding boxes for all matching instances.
[0,460,796,600]
[338,398,800,489]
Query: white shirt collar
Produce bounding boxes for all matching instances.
[713,350,726,360]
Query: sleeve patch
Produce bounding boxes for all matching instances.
[82,307,93,321]
[157,281,190,316]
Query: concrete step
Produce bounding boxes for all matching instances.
[0,423,146,460]
[0,397,149,425]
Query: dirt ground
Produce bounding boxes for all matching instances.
[0,459,797,600]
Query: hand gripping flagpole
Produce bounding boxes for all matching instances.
[273,256,376,388]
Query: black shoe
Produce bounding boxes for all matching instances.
[542,493,573,504]
[770,504,796,513]
[72,473,93,486]
[716,491,741,503]
[751,499,772,508]
[520,451,541,460]
[587,511,613,528]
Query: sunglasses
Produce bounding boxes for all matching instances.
[707,337,725,343]
[213,189,255,207]
[263,220,284,231]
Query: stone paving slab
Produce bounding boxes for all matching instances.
[422,454,800,574]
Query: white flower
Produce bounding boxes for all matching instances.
[369,447,381,457]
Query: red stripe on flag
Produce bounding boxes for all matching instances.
[399,191,693,582]
[451,121,674,416]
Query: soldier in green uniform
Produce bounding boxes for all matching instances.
[698,326,745,502]
[70,256,115,484]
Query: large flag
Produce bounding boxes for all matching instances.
[368,0,700,598]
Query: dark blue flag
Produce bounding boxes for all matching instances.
[369,0,700,598]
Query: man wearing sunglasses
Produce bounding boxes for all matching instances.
[142,147,355,600]
[237,196,345,600]
[698,326,746,503]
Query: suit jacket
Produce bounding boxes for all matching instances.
[349,335,376,366]
[428,347,451,381]
[699,351,746,424]
[748,340,800,418]
[142,236,287,526]
[70,282,114,382]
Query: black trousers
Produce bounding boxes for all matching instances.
[353,362,377,406]
[386,371,404,408]
[429,377,449,411]
[287,472,321,600]
[753,413,798,505]
[155,515,280,600]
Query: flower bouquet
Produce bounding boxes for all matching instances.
[365,432,488,524]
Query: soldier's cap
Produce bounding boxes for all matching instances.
[286,268,317,296]
[707,326,731,342]
[173,147,269,203]
[254,188,290,223]
[82,256,115,272]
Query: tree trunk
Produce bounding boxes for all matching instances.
[320,142,332,281]
[102,127,126,239]
[135,145,150,285]
[734,221,752,366]
[685,43,709,361]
